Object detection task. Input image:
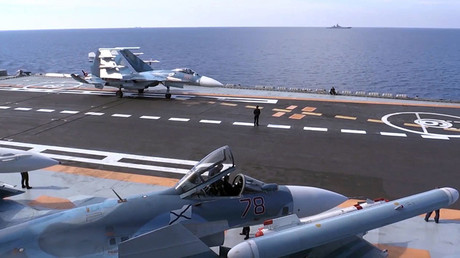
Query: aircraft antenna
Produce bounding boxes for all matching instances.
[112,188,127,203]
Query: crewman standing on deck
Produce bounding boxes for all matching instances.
[253,106,261,126]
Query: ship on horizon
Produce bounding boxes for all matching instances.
[327,24,352,29]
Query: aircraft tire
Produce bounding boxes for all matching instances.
[165,93,172,99]
[116,90,123,98]
[138,89,144,94]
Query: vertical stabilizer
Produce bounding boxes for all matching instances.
[119,49,153,72]
[91,50,101,77]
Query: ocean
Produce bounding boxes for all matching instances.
[0,27,459,101]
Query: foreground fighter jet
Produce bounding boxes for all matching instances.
[0,146,346,257]
[71,47,223,98]
[0,147,58,198]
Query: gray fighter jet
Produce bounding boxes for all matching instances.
[71,47,223,99]
[0,146,346,257]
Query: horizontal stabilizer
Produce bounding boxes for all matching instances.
[71,74,89,84]
[119,223,217,258]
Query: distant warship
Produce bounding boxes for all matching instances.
[327,24,352,29]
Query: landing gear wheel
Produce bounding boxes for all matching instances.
[138,89,144,94]
[165,93,172,99]
[116,90,123,98]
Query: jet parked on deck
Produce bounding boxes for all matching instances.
[71,47,223,99]
[0,146,346,257]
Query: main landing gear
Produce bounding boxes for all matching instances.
[116,89,123,98]
[138,89,145,94]
[165,86,171,99]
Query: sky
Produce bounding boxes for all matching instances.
[0,0,459,30]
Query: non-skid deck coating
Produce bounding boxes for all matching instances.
[0,75,460,257]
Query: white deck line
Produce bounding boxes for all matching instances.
[14,107,32,111]
[380,132,407,137]
[233,122,254,127]
[169,117,190,122]
[140,116,160,120]
[267,124,291,129]
[0,106,10,109]
[37,109,55,113]
[200,119,222,124]
[341,129,367,134]
[85,112,104,116]
[112,114,131,118]
[60,110,79,114]
[303,126,328,132]
[421,134,450,140]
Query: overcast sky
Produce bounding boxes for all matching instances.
[1,0,459,30]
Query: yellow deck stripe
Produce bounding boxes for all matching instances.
[367,119,384,123]
[286,105,297,110]
[374,244,430,258]
[47,165,179,187]
[444,127,460,132]
[302,112,322,116]
[220,102,237,107]
[272,108,292,113]
[335,115,357,120]
[404,123,421,128]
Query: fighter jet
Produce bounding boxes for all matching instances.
[0,146,346,257]
[71,47,223,99]
[0,147,58,198]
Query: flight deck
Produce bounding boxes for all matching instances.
[1,75,460,257]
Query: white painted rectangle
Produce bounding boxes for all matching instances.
[267,124,291,129]
[233,122,254,127]
[14,107,32,111]
[140,116,160,120]
[303,126,328,132]
[61,110,79,114]
[200,120,222,124]
[0,106,10,109]
[341,129,367,134]
[112,114,131,118]
[169,117,190,122]
[37,109,55,113]
[85,112,104,116]
[421,134,450,140]
[380,132,407,137]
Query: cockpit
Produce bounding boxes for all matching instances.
[175,146,278,199]
[174,68,197,76]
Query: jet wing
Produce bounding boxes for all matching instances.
[0,183,23,199]
[119,223,218,258]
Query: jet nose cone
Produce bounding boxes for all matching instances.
[199,76,223,87]
[441,187,459,205]
[29,154,59,170]
[286,186,347,217]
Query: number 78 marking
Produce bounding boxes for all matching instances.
[240,197,265,218]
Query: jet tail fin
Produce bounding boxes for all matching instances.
[119,49,153,73]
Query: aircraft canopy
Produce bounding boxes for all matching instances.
[175,146,235,198]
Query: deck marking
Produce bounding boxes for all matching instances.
[200,119,221,124]
[382,112,460,138]
[367,119,383,123]
[60,110,79,114]
[302,112,322,116]
[267,124,291,129]
[444,127,460,132]
[14,107,32,111]
[169,117,190,122]
[112,114,131,118]
[380,132,407,137]
[85,112,104,116]
[220,102,238,107]
[272,108,292,113]
[289,114,305,120]
[286,105,297,110]
[341,129,366,134]
[302,107,317,112]
[421,135,450,140]
[303,127,328,132]
[335,115,357,120]
[0,140,197,175]
[37,109,55,113]
[140,115,160,120]
[0,106,10,109]
[233,122,254,127]
[272,112,285,117]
